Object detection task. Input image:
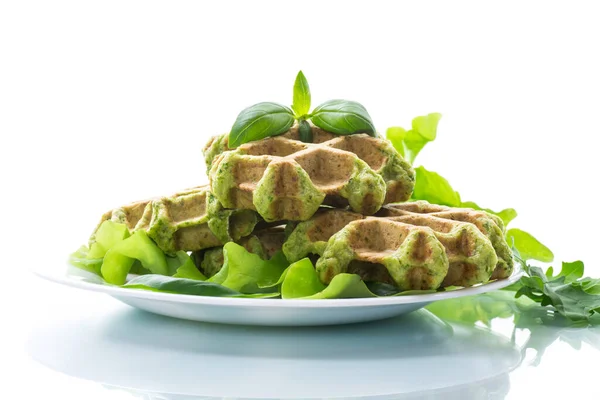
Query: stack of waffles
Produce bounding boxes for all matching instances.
[92,124,512,290]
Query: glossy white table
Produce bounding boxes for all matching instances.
[8,276,599,400]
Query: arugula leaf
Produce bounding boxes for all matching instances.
[292,70,311,117]
[228,102,295,148]
[310,99,376,136]
[513,254,600,322]
[546,261,584,283]
[578,278,600,295]
[124,275,278,298]
[507,228,554,263]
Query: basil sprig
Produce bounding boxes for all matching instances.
[228,71,376,147]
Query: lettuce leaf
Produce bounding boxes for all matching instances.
[88,220,130,259]
[386,113,441,164]
[102,230,168,285]
[209,243,289,294]
[172,252,207,280]
[281,258,376,299]
[281,258,326,299]
[69,246,103,275]
[305,274,378,299]
[507,228,554,263]
[412,166,462,207]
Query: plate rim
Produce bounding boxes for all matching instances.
[33,263,523,308]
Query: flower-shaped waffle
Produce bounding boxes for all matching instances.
[208,128,414,222]
[283,201,511,290]
[91,185,259,254]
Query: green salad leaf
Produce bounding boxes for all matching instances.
[69,246,103,275]
[305,274,378,299]
[385,126,407,158]
[88,220,130,258]
[209,243,288,294]
[513,254,600,323]
[172,251,207,280]
[412,166,462,207]
[281,259,386,299]
[281,258,326,299]
[102,230,168,285]
[292,70,311,117]
[124,275,278,298]
[507,228,554,262]
[387,113,441,164]
[229,102,295,148]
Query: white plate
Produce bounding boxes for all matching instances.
[34,263,522,326]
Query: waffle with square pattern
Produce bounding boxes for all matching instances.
[207,126,414,222]
[91,185,259,254]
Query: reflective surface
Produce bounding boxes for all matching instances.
[24,281,600,399]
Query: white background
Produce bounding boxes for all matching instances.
[2,1,600,398]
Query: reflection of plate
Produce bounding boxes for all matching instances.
[34,264,522,326]
[28,306,520,399]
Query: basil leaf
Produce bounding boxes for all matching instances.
[310,99,376,136]
[228,102,295,147]
[292,70,311,117]
[298,119,313,143]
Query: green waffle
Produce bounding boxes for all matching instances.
[206,124,414,222]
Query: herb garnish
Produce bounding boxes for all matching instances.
[228,71,376,147]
